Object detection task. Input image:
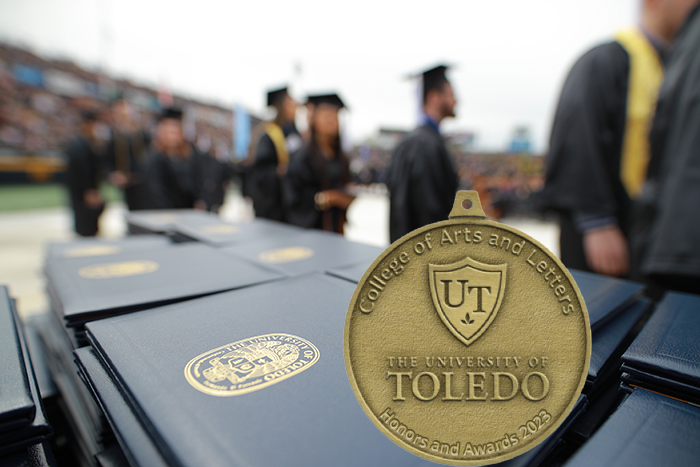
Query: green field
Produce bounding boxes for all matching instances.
[0,183,122,212]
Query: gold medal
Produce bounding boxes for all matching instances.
[344,191,590,465]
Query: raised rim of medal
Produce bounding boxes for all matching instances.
[344,217,591,465]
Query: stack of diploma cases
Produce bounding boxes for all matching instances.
[20,209,700,466]
[0,287,53,464]
[621,292,700,405]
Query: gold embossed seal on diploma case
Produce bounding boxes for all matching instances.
[185,333,320,396]
[344,191,590,465]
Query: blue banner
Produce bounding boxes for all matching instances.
[13,64,43,88]
[233,105,251,161]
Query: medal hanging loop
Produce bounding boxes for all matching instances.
[448,190,487,220]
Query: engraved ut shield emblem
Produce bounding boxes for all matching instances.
[429,257,507,346]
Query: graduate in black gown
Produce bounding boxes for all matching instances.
[105,96,151,210]
[146,108,207,210]
[65,110,105,236]
[284,94,354,234]
[541,0,696,276]
[248,86,302,221]
[387,65,459,243]
[631,3,700,296]
[197,147,231,214]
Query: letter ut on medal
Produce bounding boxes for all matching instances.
[429,258,506,346]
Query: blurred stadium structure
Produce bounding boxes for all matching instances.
[0,43,249,182]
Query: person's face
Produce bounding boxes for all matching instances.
[440,82,457,119]
[282,95,298,122]
[157,118,184,148]
[112,101,133,126]
[80,120,96,138]
[660,0,700,38]
[312,103,339,138]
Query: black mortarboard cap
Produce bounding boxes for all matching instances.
[159,107,183,121]
[305,93,346,109]
[419,64,450,102]
[267,87,288,107]
[80,110,99,122]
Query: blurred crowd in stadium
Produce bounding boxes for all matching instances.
[0,44,236,160]
[0,43,544,222]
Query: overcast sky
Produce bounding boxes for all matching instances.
[0,0,639,151]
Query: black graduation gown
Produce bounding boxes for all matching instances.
[284,143,348,232]
[631,5,700,288]
[249,123,301,221]
[146,145,205,209]
[541,42,631,271]
[106,130,151,211]
[64,136,104,236]
[198,153,231,213]
[387,124,459,243]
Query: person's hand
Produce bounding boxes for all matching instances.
[276,163,288,177]
[315,189,355,211]
[109,171,130,188]
[583,225,629,277]
[83,189,103,209]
